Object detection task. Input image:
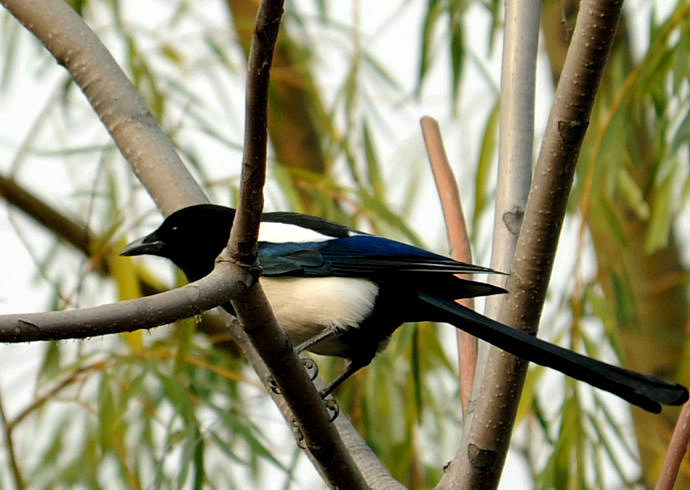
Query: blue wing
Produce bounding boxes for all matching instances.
[257,235,506,299]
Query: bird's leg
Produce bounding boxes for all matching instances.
[319,358,368,398]
[294,326,374,399]
[294,325,342,354]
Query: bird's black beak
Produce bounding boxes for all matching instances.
[120,233,165,257]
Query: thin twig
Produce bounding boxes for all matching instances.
[420,116,476,417]
[0,390,25,489]
[654,401,690,490]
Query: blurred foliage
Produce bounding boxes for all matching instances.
[0,0,688,489]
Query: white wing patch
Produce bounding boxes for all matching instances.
[258,222,331,243]
[258,221,363,242]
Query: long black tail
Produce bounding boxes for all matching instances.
[417,292,688,413]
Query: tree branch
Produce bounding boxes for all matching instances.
[0,266,247,341]
[222,1,367,486]
[442,0,623,487]
[0,174,95,255]
[655,401,690,490]
[421,116,476,417]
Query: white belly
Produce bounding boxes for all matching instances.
[259,276,378,354]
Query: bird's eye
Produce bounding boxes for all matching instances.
[171,225,179,233]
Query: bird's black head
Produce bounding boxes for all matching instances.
[121,204,237,281]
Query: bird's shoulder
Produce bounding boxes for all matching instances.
[260,212,363,242]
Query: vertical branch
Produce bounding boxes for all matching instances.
[442,0,624,487]
[227,1,280,261]
[443,0,540,483]
[421,116,476,416]
[222,1,369,487]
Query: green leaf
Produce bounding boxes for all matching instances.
[645,165,676,253]
[616,167,650,220]
[591,196,628,247]
[416,0,442,95]
[362,120,384,200]
[448,1,465,109]
[670,107,690,157]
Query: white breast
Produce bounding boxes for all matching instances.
[259,276,379,355]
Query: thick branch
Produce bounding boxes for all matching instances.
[441,0,624,488]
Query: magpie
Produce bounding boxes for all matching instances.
[121,204,688,413]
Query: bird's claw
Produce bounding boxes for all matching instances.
[323,396,339,422]
[290,420,306,449]
[301,356,318,380]
[267,377,280,395]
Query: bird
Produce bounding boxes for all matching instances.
[121,204,688,413]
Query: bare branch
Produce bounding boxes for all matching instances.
[0,268,239,344]
[0,266,248,341]
[224,317,398,488]
[442,0,624,487]
[655,401,690,490]
[421,116,476,416]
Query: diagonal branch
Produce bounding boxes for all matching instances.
[0,174,95,255]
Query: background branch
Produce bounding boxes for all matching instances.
[655,401,690,490]
[0,174,95,256]
[421,116,476,416]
